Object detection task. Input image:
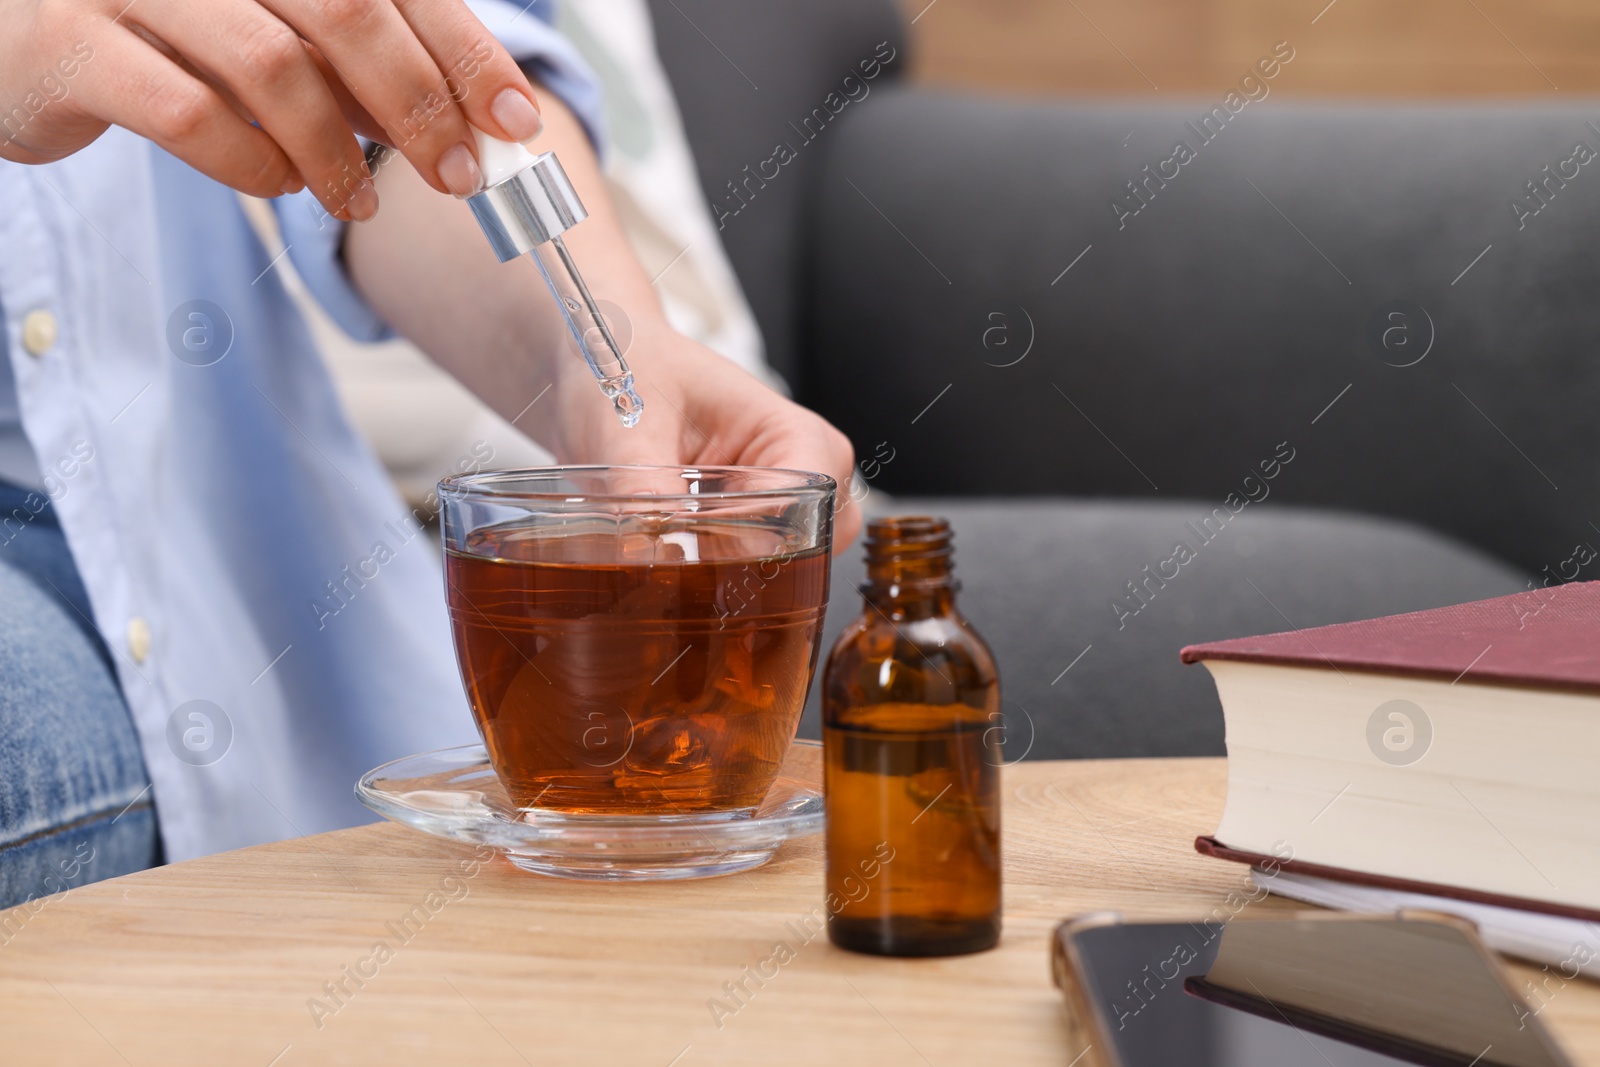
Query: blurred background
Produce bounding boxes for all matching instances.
[278,0,1600,759]
[297,0,1600,511]
[903,0,1594,95]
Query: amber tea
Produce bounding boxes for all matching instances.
[446,517,830,814]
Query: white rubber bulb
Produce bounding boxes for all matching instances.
[471,126,539,188]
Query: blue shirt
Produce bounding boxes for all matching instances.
[0,2,602,861]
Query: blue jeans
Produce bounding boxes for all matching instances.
[0,481,161,915]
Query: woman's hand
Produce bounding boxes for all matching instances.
[344,82,861,550]
[0,0,542,219]
[548,324,863,552]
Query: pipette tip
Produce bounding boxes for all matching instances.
[599,373,645,428]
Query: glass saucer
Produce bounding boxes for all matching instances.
[355,741,823,881]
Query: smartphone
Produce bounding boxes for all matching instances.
[1051,911,1575,1067]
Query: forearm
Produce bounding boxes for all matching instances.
[344,80,859,545]
[344,87,666,439]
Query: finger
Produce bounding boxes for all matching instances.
[721,402,858,552]
[303,44,390,145]
[670,391,857,553]
[130,0,374,218]
[267,0,484,197]
[763,437,860,554]
[390,0,544,143]
[76,27,296,199]
[831,487,864,554]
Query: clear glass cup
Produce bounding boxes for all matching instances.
[438,466,835,817]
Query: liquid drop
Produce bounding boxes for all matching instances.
[599,372,645,428]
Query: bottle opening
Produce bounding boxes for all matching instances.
[863,515,954,592]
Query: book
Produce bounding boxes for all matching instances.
[1182,580,1600,916]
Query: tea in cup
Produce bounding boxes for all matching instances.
[439,466,834,815]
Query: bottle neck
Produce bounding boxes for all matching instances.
[859,517,957,620]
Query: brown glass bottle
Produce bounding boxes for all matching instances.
[822,516,1001,957]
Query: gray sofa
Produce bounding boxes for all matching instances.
[645,0,1582,758]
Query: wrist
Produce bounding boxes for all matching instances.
[548,311,683,391]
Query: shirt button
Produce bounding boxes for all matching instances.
[21,309,58,356]
[127,617,151,664]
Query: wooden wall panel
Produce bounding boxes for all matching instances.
[902,0,1599,96]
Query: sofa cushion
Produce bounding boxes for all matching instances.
[806,91,1600,575]
[799,498,1528,759]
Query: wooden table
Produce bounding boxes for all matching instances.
[4,756,1599,1065]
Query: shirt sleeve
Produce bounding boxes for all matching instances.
[272,2,606,342]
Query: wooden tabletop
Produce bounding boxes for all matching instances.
[3,754,1598,1066]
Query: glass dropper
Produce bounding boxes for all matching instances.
[526,235,642,426]
[464,129,644,428]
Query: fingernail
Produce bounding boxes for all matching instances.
[346,179,378,222]
[280,174,305,197]
[490,88,543,143]
[438,142,482,197]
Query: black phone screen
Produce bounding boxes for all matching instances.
[1067,917,1572,1067]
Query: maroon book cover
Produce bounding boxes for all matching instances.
[1179,580,1600,692]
